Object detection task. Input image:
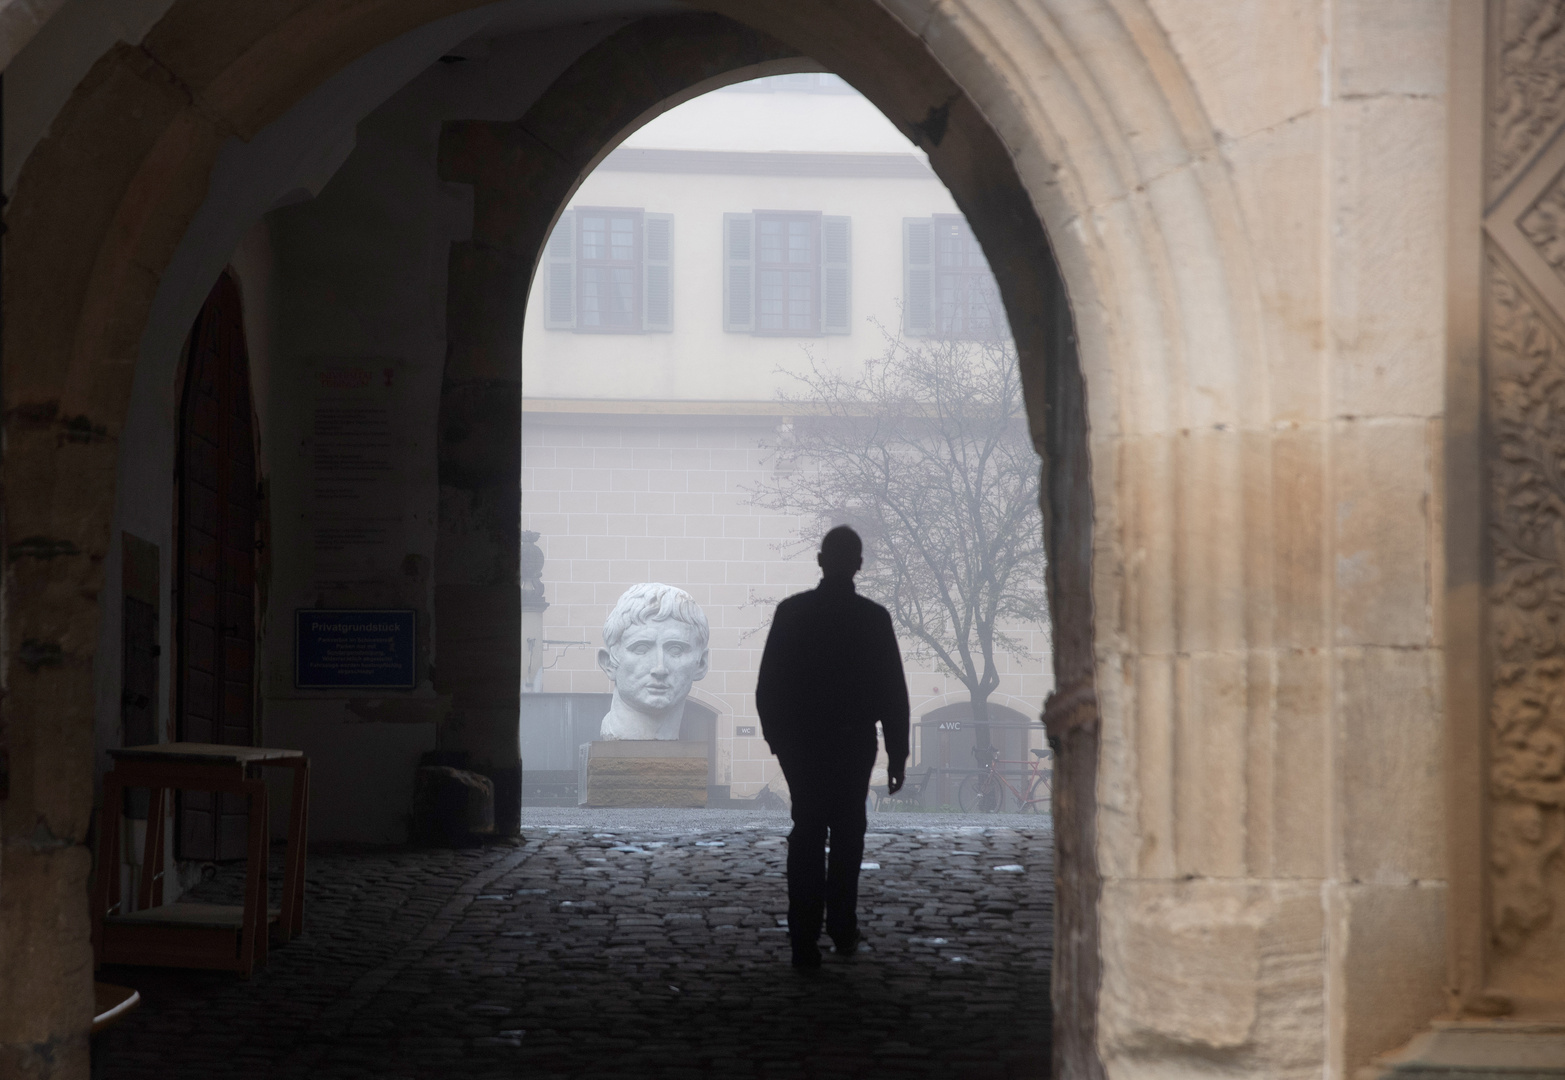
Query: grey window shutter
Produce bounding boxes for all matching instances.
[903,217,933,337]
[643,213,674,332]
[821,215,851,334]
[546,210,575,330]
[723,212,755,333]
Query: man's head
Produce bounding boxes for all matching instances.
[598,583,710,719]
[817,525,863,579]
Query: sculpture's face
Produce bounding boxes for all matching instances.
[601,619,708,716]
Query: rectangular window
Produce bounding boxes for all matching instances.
[726,211,851,336]
[545,208,675,333]
[756,212,819,334]
[933,214,1004,340]
[904,215,1008,341]
[577,207,642,331]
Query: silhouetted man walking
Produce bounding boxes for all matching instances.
[756,526,910,970]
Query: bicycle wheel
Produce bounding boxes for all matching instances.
[958,772,1007,813]
[1021,774,1052,814]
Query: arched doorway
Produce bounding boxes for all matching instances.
[915,701,1044,809]
[439,18,1094,1068]
[0,2,1290,1076]
[174,271,259,861]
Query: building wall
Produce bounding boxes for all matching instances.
[522,104,1049,798]
[72,14,632,845]
[521,411,1052,797]
[522,153,964,402]
[0,2,1522,1078]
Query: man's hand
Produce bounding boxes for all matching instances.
[886,764,906,795]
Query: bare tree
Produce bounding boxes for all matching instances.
[751,329,1049,753]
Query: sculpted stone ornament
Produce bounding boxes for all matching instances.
[597,583,710,741]
[1488,258,1565,971]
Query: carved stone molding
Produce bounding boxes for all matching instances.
[1517,177,1565,284]
[1484,0,1565,999]
[1452,0,1565,1034]
[1491,0,1565,194]
[1486,259,1565,973]
[1486,124,1565,320]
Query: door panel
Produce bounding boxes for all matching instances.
[177,271,258,862]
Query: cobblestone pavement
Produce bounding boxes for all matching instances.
[98,810,1053,1079]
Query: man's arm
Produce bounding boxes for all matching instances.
[874,607,911,790]
[755,601,798,759]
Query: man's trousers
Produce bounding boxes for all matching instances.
[780,757,874,951]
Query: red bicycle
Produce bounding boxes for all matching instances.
[957,745,1052,813]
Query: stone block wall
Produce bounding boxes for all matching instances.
[0,1,1515,1077]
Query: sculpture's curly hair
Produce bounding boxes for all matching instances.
[602,582,710,652]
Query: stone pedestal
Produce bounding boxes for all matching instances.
[1358,1022,1565,1079]
[577,741,708,808]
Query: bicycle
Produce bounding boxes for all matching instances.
[957,745,1052,813]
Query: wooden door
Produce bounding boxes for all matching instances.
[176,271,257,861]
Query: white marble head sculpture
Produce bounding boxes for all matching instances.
[597,583,711,740]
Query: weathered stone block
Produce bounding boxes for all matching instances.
[411,765,495,845]
[1333,418,1433,648]
[1336,646,1444,883]
[578,740,707,808]
[1101,880,1326,1077]
[1330,881,1446,1075]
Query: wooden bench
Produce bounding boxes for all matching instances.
[92,743,309,978]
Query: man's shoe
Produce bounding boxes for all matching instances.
[830,929,863,956]
[791,944,823,971]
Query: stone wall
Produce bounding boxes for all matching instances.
[1452,0,1565,1028]
[0,1,1495,1078]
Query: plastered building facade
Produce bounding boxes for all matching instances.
[0,2,1558,1079]
[520,86,1052,802]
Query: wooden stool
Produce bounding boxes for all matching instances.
[92,744,309,977]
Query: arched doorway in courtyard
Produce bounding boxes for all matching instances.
[0,2,1397,1078]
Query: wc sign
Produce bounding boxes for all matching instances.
[296,609,417,689]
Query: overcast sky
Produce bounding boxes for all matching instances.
[621,75,926,159]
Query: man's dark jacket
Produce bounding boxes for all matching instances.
[755,577,910,773]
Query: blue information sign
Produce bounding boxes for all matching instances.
[295,609,416,689]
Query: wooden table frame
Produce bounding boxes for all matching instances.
[92,744,309,977]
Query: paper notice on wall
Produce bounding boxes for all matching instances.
[303,360,407,579]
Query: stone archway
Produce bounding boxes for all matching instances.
[438,17,1097,1070]
[1,3,1279,1078]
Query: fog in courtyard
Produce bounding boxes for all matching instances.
[520,74,1053,817]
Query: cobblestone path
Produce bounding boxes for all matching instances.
[98,812,1053,1079]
